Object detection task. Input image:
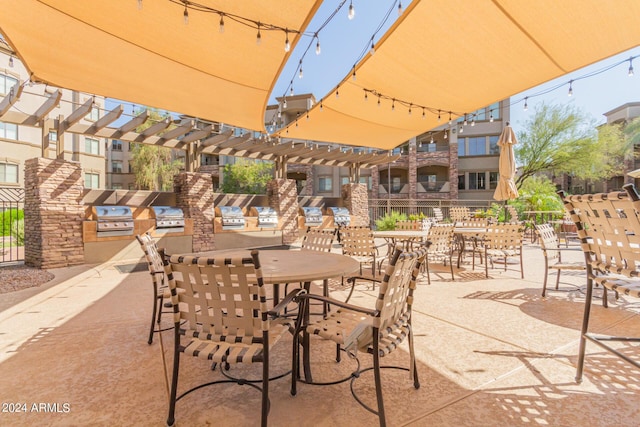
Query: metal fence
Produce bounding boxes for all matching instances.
[368,198,495,227]
[0,187,25,264]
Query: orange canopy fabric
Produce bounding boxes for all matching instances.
[279,0,640,149]
[2,0,640,150]
[0,0,321,132]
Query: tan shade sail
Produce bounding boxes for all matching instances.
[279,0,640,149]
[0,0,321,132]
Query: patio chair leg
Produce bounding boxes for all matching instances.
[425,261,431,285]
[555,269,561,290]
[542,260,549,297]
[373,338,386,427]
[148,280,162,345]
[261,347,269,427]
[576,275,595,383]
[166,326,181,427]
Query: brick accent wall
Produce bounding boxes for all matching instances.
[24,157,85,268]
[267,179,299,244]
[342,183,369,226]
[174,172,215,252]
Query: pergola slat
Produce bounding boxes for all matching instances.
[23,90,62,126]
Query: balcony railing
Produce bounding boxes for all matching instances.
[417,180,449,193]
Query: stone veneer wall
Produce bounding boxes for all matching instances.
[342,183,369,226]
[24,157,85,268]
[174,172,215,252]
[267,178,298,245]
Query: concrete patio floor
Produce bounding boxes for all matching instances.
[0,239,639,426]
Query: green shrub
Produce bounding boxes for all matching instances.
[408,212,427,221]
[1,209,24,236]
[375,211,407,230]
[11,218,24,246]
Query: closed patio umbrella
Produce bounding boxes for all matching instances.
[493,124,519,220]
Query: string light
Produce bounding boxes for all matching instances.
[398,1,403,16]
[463,114,468,126]
[471,115,476,126]
[8,56,13,68]
[459,126,464,134]
[568,80,573,96]
[319,99,323,111]
[137,0,143,10]
[298,61,303,79]
[430,134,434,143]
[183,4,189,25]
[315,37,321,55]
[348,1,355,20]
[218,13,225,33]
[489,111,494,122]
[524,97,528,111]
[364,91,368,101]
[256,23,261,45]
[284,30,291,52]
[391,99,395,111]
[336,85,340,99]
[408,104,412,115]
[438,111,441,122]
[448,111,452,125]
[283,98,287,108]
[370,39,375,55]
[629,57,634,76]
[352,66,357,81]
[377,94,381,107]
[422,108,426,119]
[444,129,448,140]
[290,85,294,96]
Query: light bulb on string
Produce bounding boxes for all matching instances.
[437,111,441,122]
[352,67,357,81]
[568,80,573,97]
[524,97,528,111]
[315,37,321,55]
[283,98,287,109]
[391,99,395,111]
[422,108,426,119]
[256,24,262,45]
[471,115,476,126]
[364,91,368,101]
[290,86,294,96]
[137,0,143,10]
[369,40,375,55]
[320,100,323,111]
[444,129,448,140]
[408,104,412,116]
[398,1,403,15]
[348,1,355,20]
[306,111,309,120]
[459,126,464,134]
[183,4,189,25]
[219,14,225,33]
[299,64,303,79]
[489,111,494,122]
[448,111,452,125]
[8,56,13,67]
[284,30,290,52]
[377,95,381,107]
[430,134,434,143]
[336,86,340,99]
[418,140,422,148]
[629,57,634,76]
[463,115,468,126]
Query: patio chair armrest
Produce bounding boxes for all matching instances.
[296,293,378,316]
[268,288,306,317]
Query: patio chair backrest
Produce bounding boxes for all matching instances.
[340,225,377,258]
[301,228,335,252]
[505,205,520,223]
[136,233,165,283]
[450,206,471,222]
[165,251,270,341]
[561,186,640,280]
[535,223,561,262]
[374,246,427,334]
[396,220,422,231]
[484,223,523,250]
[456,218,488,228]
[426,223,455,256]
[432,207,444,223]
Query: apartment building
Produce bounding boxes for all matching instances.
[0,40,107,190]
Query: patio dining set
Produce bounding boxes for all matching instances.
[135,187,640,426]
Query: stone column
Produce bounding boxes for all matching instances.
[450,141,459,199]
[174,172,215,252]
[24,157,84,268]
[267,178,298,245]
[342,182,369,226]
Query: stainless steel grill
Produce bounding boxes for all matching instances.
[216,206,246,230]
[250,206,278,228]
[94,205,134,237]
[151,206,185,233]
[300,207,323,227]
[327,207,351,227]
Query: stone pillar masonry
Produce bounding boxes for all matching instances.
[450,141,459,199]
[24,157,85,268]
[343,182,369,226]
[174,172,215,252]
[267,178,298,245]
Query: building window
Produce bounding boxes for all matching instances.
[85,137,100,155]
[489,135,500,154]
[340,176,350,186]
[111,140,123,151]
[458,174,465,190]
[111,183,123,190]
[0,162,18,183]
[467,137,486,156]
[468,172,486,190]
[84,173,99,188]
[359,176,372,190]
[490,172,499,189]
[458,138,465,156]
[0,121,18,140]
[318,176,332,192]
[49,130,58,142]
[0,74,18,96]
[392,177,402,193]
[112,161,123,173]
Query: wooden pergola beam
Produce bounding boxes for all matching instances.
[86,104,123,134]
[133,118,172,142]
[111,110,149,139]
[60,97,93,133]
[180,124,215,143]
[0,83,23,118]
[23,90,62,126]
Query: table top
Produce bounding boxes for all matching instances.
[373,230,427,239]
[183,249,360,284]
